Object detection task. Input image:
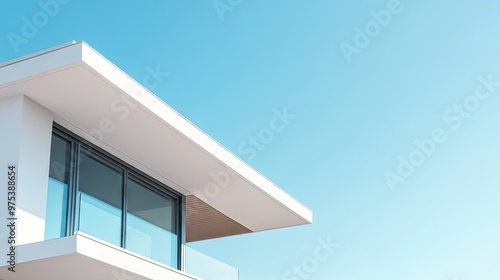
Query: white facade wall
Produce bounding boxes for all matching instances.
[0,95,53,257]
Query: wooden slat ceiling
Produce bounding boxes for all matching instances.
[186,195,252,242]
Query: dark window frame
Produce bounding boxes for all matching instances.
[51,123,184,269]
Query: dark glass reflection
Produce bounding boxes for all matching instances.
[77,151,123,246]
[45,134,71,240]
[126,178,178,267]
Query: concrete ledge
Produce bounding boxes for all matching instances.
[0,233,199,280]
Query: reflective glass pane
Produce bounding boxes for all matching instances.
[45,134,71,240]
[185,246,239,280]
[126,178,178,267]
[77,151,123,246]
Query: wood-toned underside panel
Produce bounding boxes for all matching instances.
[186,195,252,242]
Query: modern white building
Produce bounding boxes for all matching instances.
[0,42,312,280]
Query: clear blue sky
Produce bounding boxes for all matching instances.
[2,1,500,279]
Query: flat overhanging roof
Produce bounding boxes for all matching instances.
[0,42,312,241]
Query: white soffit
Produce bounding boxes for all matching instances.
[0,42,312,233]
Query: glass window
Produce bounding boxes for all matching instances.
[126,178,178,267]
[77,150,123,247]
[45,127,182,269]
[45,134,71,240]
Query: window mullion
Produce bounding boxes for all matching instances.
[121,168,128,248]
[66,139,79,236]
[179,195,186,271]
